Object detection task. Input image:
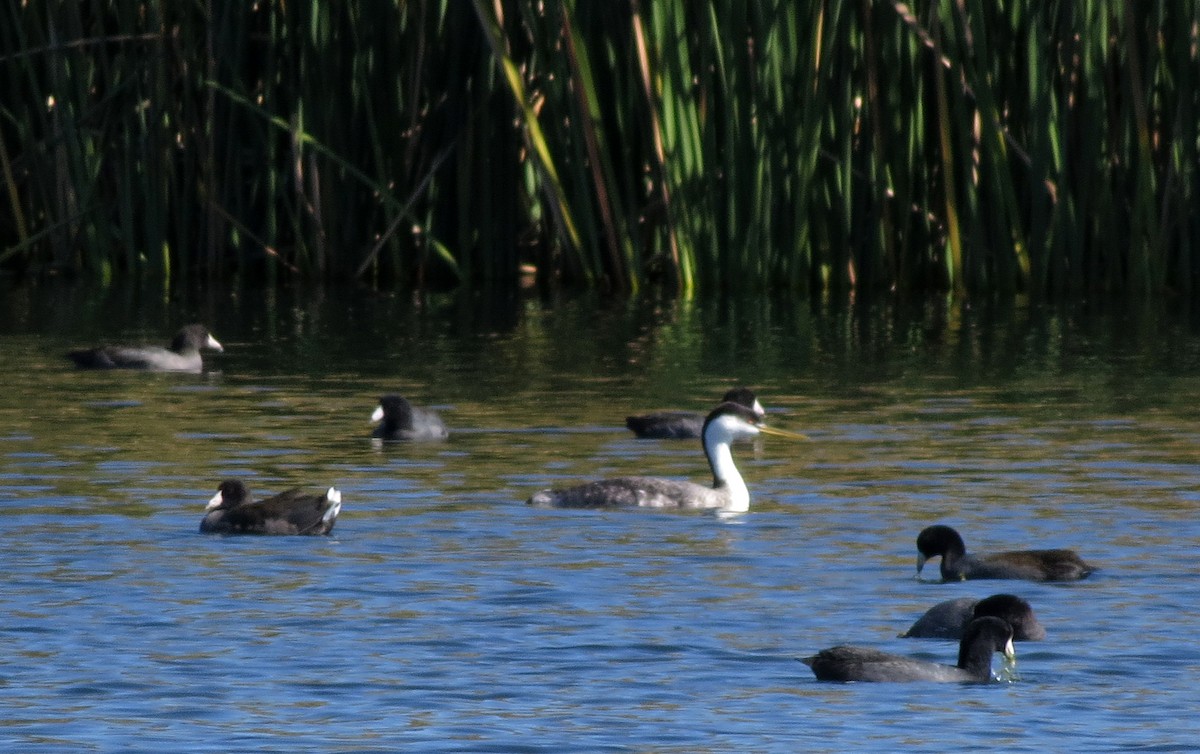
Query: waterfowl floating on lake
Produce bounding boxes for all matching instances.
[900,594,1046,641]
[625,387,765,439]
[66,324,223,373]
[200,479,342,535]
[916,524,1095,582]
[370,395,449,441]
[528,401,805,513]
[802,616,1016,683]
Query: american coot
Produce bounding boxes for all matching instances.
[802,616,1016,683]
[916,524,1096,582]
[900,594,1047,641]
[66,324,223,373]
[625,387,765,439]
[527,402,805,512]
[200,479,342,535]
[370,395,449,441]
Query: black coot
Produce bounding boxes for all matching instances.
[900,594,1046,641]
[802,616,1016,683]
[625,387,764,439]
[916,524,1095,582]
[200,480,342,535]
[66,324,223,373]
[370,395,449,441]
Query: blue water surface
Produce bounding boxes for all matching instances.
[1,288,1199,752]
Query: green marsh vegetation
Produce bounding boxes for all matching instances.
[0,1,1197,298]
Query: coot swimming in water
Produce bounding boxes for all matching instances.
[900,594,1046,641]
[200,479,342,535]
[66,324,223,373]
[802,616,1015,683]
[370,395,449,441]
[625,387,765,439]
[916,524,1095,582]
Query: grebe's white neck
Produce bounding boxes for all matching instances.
[707,439,749,512]
[703,412,759,513]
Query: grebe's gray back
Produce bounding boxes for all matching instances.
[528,401,804,513]
[625,387,765,439]
[371,395,449,441]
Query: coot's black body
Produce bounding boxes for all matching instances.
[67,324,223,373]
[371,395,449,441]
[900,594,1047,641]
[200,480,341,535]
[625,387,764,439]
[916,524,1095,582]
[803,617,1016,683]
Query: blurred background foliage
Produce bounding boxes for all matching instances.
[0,0,1197,298]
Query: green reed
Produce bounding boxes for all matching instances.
[0,1,1197,297]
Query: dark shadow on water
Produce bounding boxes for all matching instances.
[3,280,1200,408]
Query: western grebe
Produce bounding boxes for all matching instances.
[916,524,1096,582]
[371,395,449,441]
[527,401,804,513]
[66,324,223,373]
[625,387,764,439]
[802,616,1016,683]
[200,479,342,535]
[900,594,1046,641]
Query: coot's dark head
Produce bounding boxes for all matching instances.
[916,524,968,574]
[172,324,224,354]
[372,395,414,429]
[957,616,1016,673]
[720,387,765,417]
[703,400,762,431]
[207,479,250,511]
[973,594,1047,641]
